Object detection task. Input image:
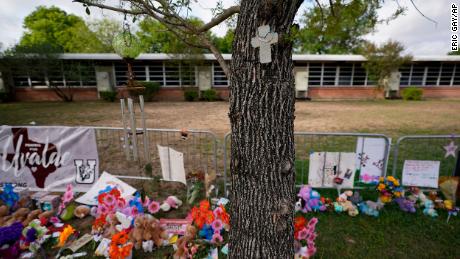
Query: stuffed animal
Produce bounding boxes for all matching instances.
[38,209,55,221]
[338,191,353,203]
[160,196,183,212]
[144,218,168,247]
[104,214,120,239]
[74,205,91,219]
[407,187,427,207]
[22,209,42,226]
[358,202,379,217]
[0,205,8,217]
[130,215,146,249]
[394,197,416,213]
[333,202,343,213]
[349,191,363,205]
[366,200,384,211]
[320,197,334,212]
[428,191,445,209]
[4,208,30,226]
[174,224,198,259]
[342,201,359,216]
[297,185,326,213]
[423,200,438,217]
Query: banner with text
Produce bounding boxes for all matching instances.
[0,126,99,191]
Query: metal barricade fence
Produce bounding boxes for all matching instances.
[391,135,460,180]
[93,127,219,191]
[223,132,391,195]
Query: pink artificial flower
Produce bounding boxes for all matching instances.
[143,197,151,207]
[116,199,126,210]
[103,194,116,207]
[63,191,73,203]
[99,204,109,215]
[211,233,223,243]
[211,219,223,232]
[297,227,308,240]
[66,184,73,192]
[148,201,160,214]
[213,207,223,217]
[307,232,317,243]
[307,217,318,228]
[50,216,60,224]
[307,246,317,257]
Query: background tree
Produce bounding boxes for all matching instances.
[88,18,123,52]
[212,29,234,53]
[18,6,106,52]
[295,0,405,54]
[361,40,412,88]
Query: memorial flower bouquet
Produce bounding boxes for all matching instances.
[294,216,318,258]
[376,176,403,203]
[109,229,133,259]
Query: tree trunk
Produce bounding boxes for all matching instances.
[229,0,302,258]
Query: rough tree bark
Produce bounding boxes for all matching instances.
[229,0,303,258]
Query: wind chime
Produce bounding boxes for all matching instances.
[112,12,143,94]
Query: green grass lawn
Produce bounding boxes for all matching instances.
[1,100,460,258]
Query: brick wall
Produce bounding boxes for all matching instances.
[14,88,98,101]
[308,86,385,100]
[402,86,460,98]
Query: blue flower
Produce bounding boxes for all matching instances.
[199,224,214,240]
[129,192,144,214]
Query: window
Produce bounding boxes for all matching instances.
[410,64,425,85]
[399,65,411,86]
[308,63,322,86]
[322,63,337,86]
[148,62,164,85]
[352,64,366,85]
[79,61,97,86]
[425,62,440,86]
[180,63,196,86]
[439,63,455,85]
[213,62,228,86]
[115,62,129,86]
[338,63,353,85]
[164,62,180,86]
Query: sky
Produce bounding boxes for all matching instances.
[0,0,453,55]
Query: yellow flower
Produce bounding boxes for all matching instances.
[380,195,392,203]
[387,176,396,182]
[394,192,401,197]
[394,180,400,186]
[58,225,75,247]
[377,183,386,191]
[379,177,384,182]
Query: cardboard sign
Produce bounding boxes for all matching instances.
[157,145,186,185]
[402,160,440,188]
[159,218,192,235]
[308,152,356,188]
[355,137,387,184]
[75,172,136,205]
[0,126,99,191]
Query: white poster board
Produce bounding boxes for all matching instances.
[308,152,356,188]
[157,145,186,185]
[355,137,387,184]
[75,171,137,205]
[402,160,440,188]
[0,126,99,192]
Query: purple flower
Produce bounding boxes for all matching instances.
[25,228,37,242]
[0,222,23,246]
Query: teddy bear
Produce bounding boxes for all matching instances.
[342,201,359,216]
[349,191,363,205]
[74,205,90,219]
[394,197,416,213]
[22,209,42,226]
[358,202,379,217]
[103,213,120,239]
[297,185,326,213]
[174,224,198,259]
[428,191,445,209]
[4,208,30,226]
[160,196,183,212]
[423,200,438,218]
[144,217,168,247]
[129,215,146,249]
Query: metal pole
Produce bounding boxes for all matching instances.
[127,98,139,161]
[120,99,131,160]
[139,95,150,162]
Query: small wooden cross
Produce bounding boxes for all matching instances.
[251,25,278,64]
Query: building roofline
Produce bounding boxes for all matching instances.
[8,53,460,62]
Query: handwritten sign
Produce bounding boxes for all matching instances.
[402,160,440,188]
[160,218,192,235]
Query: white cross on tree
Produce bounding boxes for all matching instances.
[251,25,278,64]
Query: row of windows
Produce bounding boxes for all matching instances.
[10,61,460,88]
[114,61,196,86]
[12,61,97,87]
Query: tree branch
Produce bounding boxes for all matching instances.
[196,5,240,33]
[73,0,147,15]
[409,0,437,26]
